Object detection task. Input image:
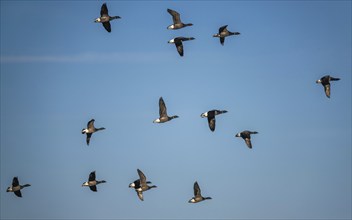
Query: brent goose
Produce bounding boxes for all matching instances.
[201,110,228,132]
[188,181,212,203]
[316,75,340,98]
[6,177,31,197]
[153,97,179,123]
[81,119,105,146]
[129,169,156,201]
[213,25,240,45]
[167,9,193,30]
[168,37,195,57]
[235,130,258,149]
[94,3,121,32]
[82,171,106,192]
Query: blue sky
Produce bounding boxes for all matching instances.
[1,0,351,219]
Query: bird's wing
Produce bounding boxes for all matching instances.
[89,171,96,181]
[245,138,252,149]
[87,119,95,129]
[324,83,331,98]
[102,22,111,32]
[137,190,144,201]
[137,169,147,185]
[220,37,225,45]
[14,190,22,197]
[175,40,184,57]
[89,185,97,192]
[86,133,92,145]
[208,116,216,132]
[159,97,168,117]
[12,177,20,187]
[167,9,181,24]
[194,181,201,196]
[219,25,228,33]
[180,37,194,42]
[101,3,109,16]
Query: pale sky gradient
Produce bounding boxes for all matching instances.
[1,1,351,219]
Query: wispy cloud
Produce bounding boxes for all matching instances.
[0,52,169,63]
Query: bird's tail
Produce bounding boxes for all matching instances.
[111,16,121,20]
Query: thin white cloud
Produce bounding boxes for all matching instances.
[0,52,169,63]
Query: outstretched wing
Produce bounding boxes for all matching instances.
[175,40,184,57]
[193,181,201,197]
[208,116,216,132]
[167,8,181,24]
[12,177,20,187]
[14,190,22,197]
[324,83,331,98]
[101,3,109,16]
[89,185,97,192]
[102,22,111,32]
[87,119,95,129]
[245,138,252,149]
[219,25,228,34]
[137,191,144,201]
[89,171,96,181]
[86,133,92,146]
[159,97,168,117]
[137,169,147,185]
[220,37,225,45]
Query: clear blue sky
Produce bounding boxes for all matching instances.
[1,1,351,219]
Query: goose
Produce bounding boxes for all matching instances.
[82,171,106,192]
[94,3,121,32]
[129,169,157,201]
[168,37,195,57]
[153,97,179,123]
[81,119,105,146]
[201,110,228,132]
[213,25,240,45]
[235,130,258,149]
[6,177,31,197]
[128,179,152,189]
[188,181,212,203]
[167,8,193,30]
[316,75,340,98]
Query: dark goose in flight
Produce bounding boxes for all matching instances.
[201,110,228,132]
[153,97,179,123]
[167,8,193,30]
[81,119,105,146]
[82,171,106,192]
[188,181,212,203]
[129,169,157,201]
[168,37,195,57]
[316,75,340,98]
[235,130,258,149]
[6,177,31,197]
[94,3,121,32]
[213,25,240,45]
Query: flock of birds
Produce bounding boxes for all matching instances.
[6,3,341,205]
